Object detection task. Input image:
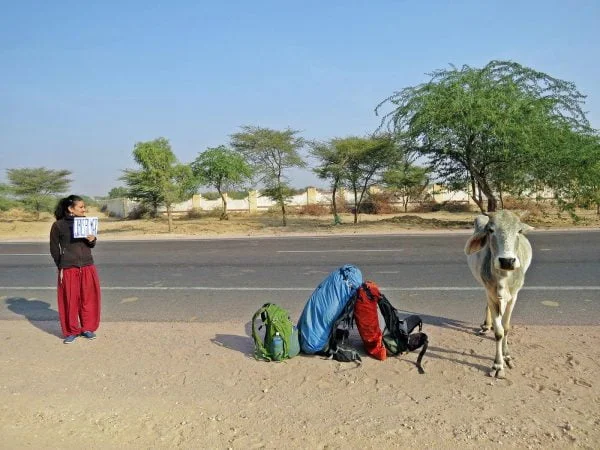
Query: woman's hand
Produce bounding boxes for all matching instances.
[86,235,96,243]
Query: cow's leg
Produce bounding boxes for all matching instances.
[488,297,506,378]
[501,293,518,369]
[478,305,493,334]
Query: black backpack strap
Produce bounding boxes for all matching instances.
[378,295,398,335]
[379,296,428,373]
[408,332,428,374]
[323,292,361,364]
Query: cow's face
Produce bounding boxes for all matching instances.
[465,210,533,271]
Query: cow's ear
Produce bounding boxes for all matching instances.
[464,232,487,255]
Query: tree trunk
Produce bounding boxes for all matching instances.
[472,174,498,213]
[167,205,173,232]
[331,183,342,225]
[331,184,338,217]
[280,200,287,227]
[219,189,228,220]
[353,189,359,224]
[470,176,485,213]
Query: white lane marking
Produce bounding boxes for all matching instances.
[277,249,403,253]
[541,300,560,307]
[1,286,599,291]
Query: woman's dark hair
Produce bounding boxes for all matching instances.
[54,195,83,220]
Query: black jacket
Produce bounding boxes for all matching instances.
[49,217,97,269]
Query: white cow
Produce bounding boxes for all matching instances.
[464,210,533,378]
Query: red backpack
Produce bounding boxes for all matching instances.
[353,281,387,361]
[354,281,429,373]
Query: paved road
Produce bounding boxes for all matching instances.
[1,231,599,326]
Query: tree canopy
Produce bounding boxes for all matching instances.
[191,145,253,219]
[312,135,401,223]
[107,186,129,199]
[121,137,198,231]
[310,139,350,222]
[6,167,72,219]
[383,163,430,212]
[230,126,306,226]
[376,60,596,212]
[339,135,402,223]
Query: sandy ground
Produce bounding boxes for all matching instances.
[1,208,600,448]
[1,321,598,449]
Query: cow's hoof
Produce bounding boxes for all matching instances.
[488,368,506,379]
[505,358,514,369]
[477,327,489,335]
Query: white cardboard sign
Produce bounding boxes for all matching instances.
[73,217,99,238]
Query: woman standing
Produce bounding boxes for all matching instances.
[50,195,101,344]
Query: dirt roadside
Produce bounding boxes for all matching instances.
[1,209,599,448]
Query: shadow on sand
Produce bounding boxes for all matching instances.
[5,297,62,337]
[409,311,492,373]
[210,321,256,356]
[210,311,492,373]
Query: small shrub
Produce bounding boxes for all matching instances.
[438,201,475,213]
[187,208,203,219]
[502,196,551,217]
[127,204,153,220]
[368,192,397,214]
[0,197,20,212]
[296,204,330,216]
[410,201,438,213]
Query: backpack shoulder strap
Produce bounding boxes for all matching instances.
[252,303,271,361]
[378,294,397,333]
[324,292,361,364]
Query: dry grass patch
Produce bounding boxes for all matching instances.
[0,204,598,241]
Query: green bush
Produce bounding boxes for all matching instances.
[0,197,20,212]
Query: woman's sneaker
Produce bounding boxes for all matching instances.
[81,331,96,340]
[63,335,77,344]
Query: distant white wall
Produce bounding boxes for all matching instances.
[100,185,553,218]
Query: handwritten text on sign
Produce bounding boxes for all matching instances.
[73,217,99,238]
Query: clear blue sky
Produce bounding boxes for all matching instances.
[1,0,599,196]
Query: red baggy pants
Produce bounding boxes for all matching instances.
[57,265,101,337]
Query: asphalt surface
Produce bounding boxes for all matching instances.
[0,230,599,326]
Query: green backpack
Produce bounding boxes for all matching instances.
[252,303,300,361]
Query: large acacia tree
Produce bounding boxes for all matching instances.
[191,145,253,220]
[230,126,306,226]
[536,127,600,215]
[6,167,72,219]
[121,137,197,231]
[376,60,594,212]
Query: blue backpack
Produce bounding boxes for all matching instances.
[298,264,363,360]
